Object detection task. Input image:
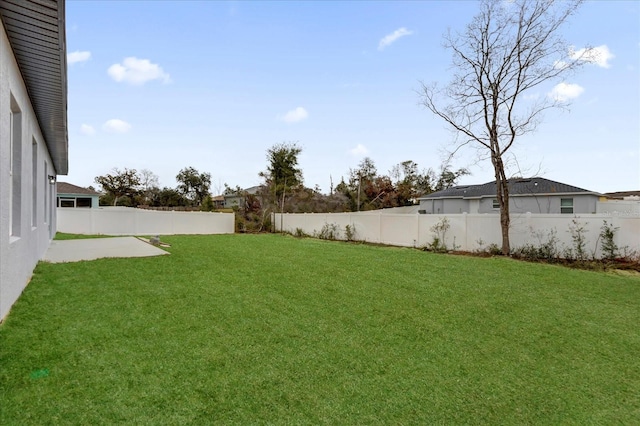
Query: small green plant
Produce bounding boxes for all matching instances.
[344,224,356,242]
[567,219,589,261]
[428,217,451,252]
[294,228,308,238]
[514,228,560,261]
[599,220,619,260]
[487,243,502,256]
[620,246,640,264]
[317,223,340,240]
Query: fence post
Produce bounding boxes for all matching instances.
[462,212,468,251]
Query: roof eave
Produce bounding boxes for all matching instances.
[0,0,69,175]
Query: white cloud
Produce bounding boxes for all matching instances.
[570,45,614,68]
[103,119,132,133]
[378,27,413,51]
[68,50,91,65]
[349,144,369,157]
[279,107,309,123]
[80,124,95,136]
[107,57,171,85]
[553,60,569,70]
[548,82,584,102]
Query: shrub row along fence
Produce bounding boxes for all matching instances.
[273,212,640,259]
[58,207,234,236]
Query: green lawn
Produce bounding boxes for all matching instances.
[1,234,639,424]
[53,232,116,240]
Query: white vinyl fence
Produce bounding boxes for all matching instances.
[273,211,640,259]
[58,207,234,236]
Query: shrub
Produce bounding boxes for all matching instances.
[428,217,451,252]
[294,228,309,238]
[599,220,619,260]
[317,223,340,240]
[344,224,356,242]
[487,243,502,256]
[513,228,560,262]
[567,219,589,261]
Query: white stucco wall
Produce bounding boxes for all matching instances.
[0,21,58,321]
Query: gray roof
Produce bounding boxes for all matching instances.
[0,0,68,175]
[419,177,599,200]
[57,182,100,196]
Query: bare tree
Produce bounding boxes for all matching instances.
[421,0,591,254]
[139,169,160,205]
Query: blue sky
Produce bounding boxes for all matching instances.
[65,1,639,194]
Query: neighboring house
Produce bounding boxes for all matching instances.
[224,185,262,209]
[598,190,640,216]
[57,182,100,208]
[418,178,600,215]
[211,195,225,209]
[604,191,640,200]
[0,1,68,321]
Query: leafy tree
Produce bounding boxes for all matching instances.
[344,157,379,211]
[95,167,141,206]
[391,160,433,205]
[260,142,303,202]
[421,0,588,254]
[363,175,397,210]
[176,167,212,206]
[157,187,188,207]
[434,163,470,192]
[201,195,214,212]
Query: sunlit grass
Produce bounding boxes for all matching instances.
[1,234,638,424]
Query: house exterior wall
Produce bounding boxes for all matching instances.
[0,22,57,321]
[597,199,640,216]
[57,193,100,208]
[421,198,469,214]
[421,194,599,214]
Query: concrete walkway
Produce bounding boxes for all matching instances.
[43,237,169,263]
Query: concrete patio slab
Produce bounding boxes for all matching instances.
[43,237,169,263]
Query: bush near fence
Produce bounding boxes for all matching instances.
[273,211,640,260]
[58,207,234,236]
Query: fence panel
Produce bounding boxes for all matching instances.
[58,207,234,235]
[379,214,418,247]
[274,211,639,259]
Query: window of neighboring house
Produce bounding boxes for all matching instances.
[32,139,38,227]
[58,198,75,208]
[492,199,500,209]
[10,95,22,238]
[561,198,573,214]
[76,198,92,208]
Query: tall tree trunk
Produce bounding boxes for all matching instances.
[492,155,510,255]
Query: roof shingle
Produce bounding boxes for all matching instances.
[419,177,599,200]
[56,182,100,196]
